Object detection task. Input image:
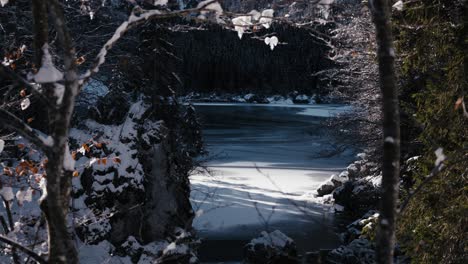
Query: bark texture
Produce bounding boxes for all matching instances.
[32,0,48,67]
[369,0,401,263]
[32,0,80,263]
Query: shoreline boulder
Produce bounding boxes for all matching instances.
[244,230,298,264]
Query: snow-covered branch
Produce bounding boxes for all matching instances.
[398,148,464,215]
[80,0,220,86]
[0,108,52,151]
[0,234,47,264]
[0,64,52,105]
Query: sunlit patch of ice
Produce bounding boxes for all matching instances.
[191,161,342,230]
[296,105,352,117]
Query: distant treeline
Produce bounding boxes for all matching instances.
[141,23,332,96]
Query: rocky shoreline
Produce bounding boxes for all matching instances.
[303,154,411,264]
[239,154,385,264]
[178,92,343,105]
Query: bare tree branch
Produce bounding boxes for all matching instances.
[0,108,51,151]
[0,234,48,264]
[399,156,468,214]
[0,64,52,105]
[80,1,228,86]
[0,216,9,234]
[0,198,19,264]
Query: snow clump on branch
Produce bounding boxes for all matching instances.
[197,0,224,23]
[232,15,252,39]
[34,44,63,84]
[231,9,275,39]
[265,36,279,50]
[0,0,8,8]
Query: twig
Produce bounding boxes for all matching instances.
[0,215,9,234]
[247,191,276,232]
[25,215,45,264]
[398,157,467,214]
[0,234,48,264]
[79,1,219,86]
[0,64,52,105]
[254,164,332,226]
[0,108,51,152]
[2,198,20,264]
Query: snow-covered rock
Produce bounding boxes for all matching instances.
[332,203,345,212]
[293,94,309,104]
[333,180,380,214]
[364,173,382,187]
[244,230,297,264]
[342,210,379,242]
[267,95,294,105]
[356,152,367,160]
[244,93,255,101]
[337,171,349,182]
[346,163,360,179]
[231,95,247,103]
[303,249,332,264]
[329,208,409,264]
[114,233,198,263]
[70,98,200,248]
[243,93,269,104]
[316,172,349,196]
[327,238,376,264]
[317,179,336,196]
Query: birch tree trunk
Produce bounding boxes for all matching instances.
[369,0,401,263]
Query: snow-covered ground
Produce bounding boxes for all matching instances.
[190,103,355,261]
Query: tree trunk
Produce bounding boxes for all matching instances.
[32,0,79,263]
[32,0,48,67]
[42,156,78,264]
[369,0,401,263]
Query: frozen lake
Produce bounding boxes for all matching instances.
[190,103,355,262]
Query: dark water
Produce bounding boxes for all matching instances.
[190,103,355,262]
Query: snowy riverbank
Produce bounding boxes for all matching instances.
[190,103,356,262]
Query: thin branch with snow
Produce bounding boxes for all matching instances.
[398,154,468,214]
[0,234,47,264]
[0,108,52,151]
[80,0,219,86]
[0,64,53,105]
